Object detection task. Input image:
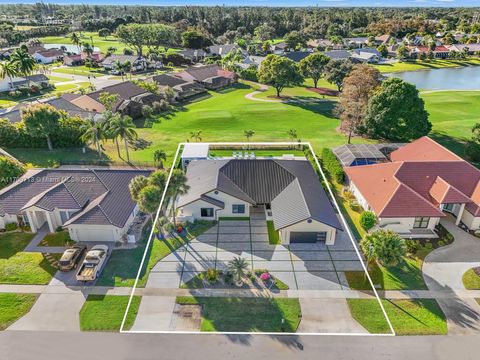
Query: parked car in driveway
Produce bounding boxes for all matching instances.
[58,245,87,272]
[76,245,109,282]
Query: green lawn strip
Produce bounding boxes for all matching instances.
[347,299,447,335]
[97,220,215,287]
[40,231,73,247]
[6,148,103,167]
[79,295,141,331]
[39,32,131,54]
[267,220,280,245]
[0,232,58,285]
[218,217,250,221]
[331,181,365,241]
[47,75,70,83]
[0,293,38,330]
[462,268,480,289]
[374,59,480,73]
[175,296,301,332]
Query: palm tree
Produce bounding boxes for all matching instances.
[70,32,81,54]
[100,111,122,158]
[228,257,250,286]
[0,61,19,90]
[243,129,255,149]
[123,60,132,80]
[107,46,117,55]
[81,117,105,157]
[168,169,189,226]
[109,115,138,162]
[153,149,167,168]
[10,49,35,85]
[82,42,94,58]
[190,130,202,142]
[287,129,297,142]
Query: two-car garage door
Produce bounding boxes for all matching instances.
[73,228,116,242]
[290,232,327,243]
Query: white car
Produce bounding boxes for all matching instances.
[76,245,109,282]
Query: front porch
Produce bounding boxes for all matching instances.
[24,208,61,233]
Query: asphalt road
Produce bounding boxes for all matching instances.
[1,332,479,360]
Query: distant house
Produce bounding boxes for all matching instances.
[176,64,236,90]
[0,168,151,242]
[151,73,207,102]
[282,51,310,63]
[271,42,288,55]
[236,55,266,69]
[323,50,352,61]
[178,48,207,63]
[207,44,247,58]
[350,48,381,63]
[374,34,392,45]
[101,55,148,71]
[0,96,98,123]
[307,39,343,51]
[344,137,480,238]
[447,43,480,55]
[344,37,369,48]
[64,52,103,66]
[408,45,450,59]
[0,74,50,92]
[70,81,162,118]
[33,49,64,64]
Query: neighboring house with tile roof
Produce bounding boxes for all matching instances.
[177,158,342,245]
[344,137,480,238]
[101,55,148,71]
[33,48,64,64]
[0,74,50,92]
[176,64,236,90]
[150,74,207,102]
[0,168,151,242]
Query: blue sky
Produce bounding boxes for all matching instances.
[0,0,477,7]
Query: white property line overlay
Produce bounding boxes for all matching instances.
[120,141,396,336]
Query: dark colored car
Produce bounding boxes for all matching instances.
[58,245,87,272]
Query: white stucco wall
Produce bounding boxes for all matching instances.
[348,181,371,211]
[279,219,337,245]
[378,217,439,235]
[461,209,480,230]
[0,214,18,229]
[179,190,251,220]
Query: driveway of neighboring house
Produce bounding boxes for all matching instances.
[423,216,480,335]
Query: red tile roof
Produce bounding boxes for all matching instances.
[345,137,480,218]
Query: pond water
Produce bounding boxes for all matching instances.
[44,44,101,54]
[388,66,480,90]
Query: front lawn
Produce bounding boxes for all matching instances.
[40,231,73,247]
[267,220,280,245]
[348,299,447,335]
[0,293,38,330]
[0,232,58,284]
[79,295,141,331]
[97,220,216,287]
[175,296,301,332]
[462,268,480,289]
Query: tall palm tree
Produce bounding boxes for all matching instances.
[190,130,202,142]
[114,61,125,81]
[10,49,35,85]
[109,115,138,162]
[82,42,94,58]
[287,129,297,142]
[153,149,167,168]
[168,169,189,226]
[70,32,81,54]
[228,257,250,286]
[243,129,255,149]
[81,117,105,157]
[100,111,122,158]
[0,61,19,90]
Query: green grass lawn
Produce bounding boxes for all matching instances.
[0,293,38,330]
[462,268,480,289]
[39,32,128,54]
[176,296,301,332]
[267,220,280,245]
[0,99,17,108]
[47,75,70,83]
[0,232,58,285]
[348,299,447,335]
[40,231,73,247]
[374,58,480,73]
[52,66,109,78]
[79,295,141,331]
[97,220,215,287]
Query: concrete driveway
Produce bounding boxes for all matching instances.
[423,217,480,334]
[146,217,364,291]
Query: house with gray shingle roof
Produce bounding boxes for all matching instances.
[0,168,151,242]
[177,158,342,245]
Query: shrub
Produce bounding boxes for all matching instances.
[205,268,219,283]
[405,239,419,254]
[142,105,153,119]
[360,229,406,267]
[321,148,345,183]
[359,211,377,231]
[5,223,18,231]
[465,141,480,162]
[0,156,25,187]
[152,100,169,114]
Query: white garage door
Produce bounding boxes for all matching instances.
[75,228,116,242]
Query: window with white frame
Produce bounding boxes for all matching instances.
[232,204,245,214]
[413,217,429,229]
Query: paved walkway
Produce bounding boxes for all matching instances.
[23,225,67,254]
[244,83,282,103]
[423,217,480,335]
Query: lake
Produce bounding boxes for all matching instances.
[44,44,101,54]
[388,66,480,90]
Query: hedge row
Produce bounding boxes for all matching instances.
[0,117,86,149]
[321,148,345,183]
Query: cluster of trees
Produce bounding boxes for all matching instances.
[0,156,25,188]
[116,23,179,56]
[0,22,69,46]
[0,48,37,90]
[336,64,431,143]
[0,105,86,149]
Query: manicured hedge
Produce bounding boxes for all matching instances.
[321,148,345,183]
[0,116,86,149]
